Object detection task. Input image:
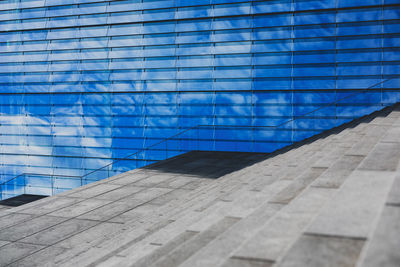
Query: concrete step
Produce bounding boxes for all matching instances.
[87,170,290,266]
[311,155,365,189]
[157,202,283,267]
[209,128,375,266]
[357,205,400,267]
[276,169,397,267]
[128,231,198,267]
[149,217,239,267]
[224,186,337,266]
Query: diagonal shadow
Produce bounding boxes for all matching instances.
[144,150,270,179]
[143,103,399,179]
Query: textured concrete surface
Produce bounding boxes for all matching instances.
[0,104,399,267]
[278,234,366,267]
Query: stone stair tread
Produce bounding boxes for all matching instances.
[386,174,400,206]
[67,184,122,199]
[305,170,396,239]
[127,231,198,267]
[19,218,99,246]
[357,142,400,172]
[228,187,337,264]
[380,125,400,143]
[268,167,327,204]
[311,154,365,189]
[72,165,288,266]
[186,179,291,232]
[169,203,283,267]
[150,217,239,267]
[276,233,365,267]
[93,173,289,265]
[357,205,400,267]
[49,177,242,264]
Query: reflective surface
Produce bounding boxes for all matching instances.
[0,0,399,199]
[0,173,82,200]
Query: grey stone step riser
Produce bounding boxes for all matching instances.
[85,174,291,266]
[226,187,337,264]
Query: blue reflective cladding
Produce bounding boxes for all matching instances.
[0,0,399,190]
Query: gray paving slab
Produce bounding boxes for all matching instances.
[306,170,396,239]
[221,257,274,267]
[381,126,400,143]
[108,203,163,224]
[77,200,146,221]
[349,122,368,134]
[388,109,400,118]
[180,179,211,190]
[68,183,122,198]
[187,180,290,232]
[106,172,151,185]
[0,207,11,215]
[130,182,217,225]
[117,187,173,204]
[312,155,365,188]
[132,174,177,187]
[48,198,112,218]
[0,215,67,241]
[103,169,145,182]
[232,187,336,262]
[22,223,125,266]
[0,242,44,266]
[345,135,381,156]
[20,218,99,246]
[0,240,10,248]
[312,146,348,168]
[277,234,365,267]
[8,246,70,267]
[335,132,363,148]
[156,175,195,189]
[129,231,198,267]
[358,142,400,171]
[280,151,323,180]
[174,203,283,267]
[15,196,84,215]
[148,188,192,205]
[269,167,327,204]
[57,219,170,267]
[55,222,123,250]
[364,124,391,137]
[152,217,239,267]
[358,205,400,267]
[387,174,400,205]
[101,210,213,266]
[103,178,272,265]
[247,172,278,193]
[93,185,145,201]
[370,115,399,126]
[192,183,243,213]
[58,180,102,197]
[0,213,35,230]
